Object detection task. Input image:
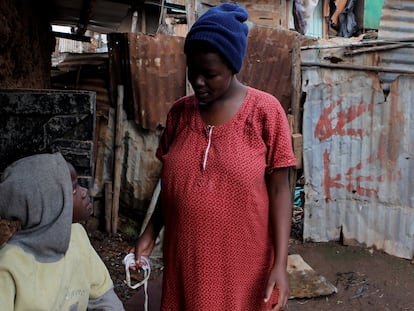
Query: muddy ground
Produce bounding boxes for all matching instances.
[2,217,413,310]
[90,230,414,311]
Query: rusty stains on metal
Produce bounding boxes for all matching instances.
[128,33,186,130]
[108,33,186,130]
[239,26,300,113]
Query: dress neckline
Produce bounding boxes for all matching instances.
[192,87,252,134]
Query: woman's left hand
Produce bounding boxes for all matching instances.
[264,264,289,311]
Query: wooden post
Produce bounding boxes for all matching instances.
[291,36,302,134]
[111,85,124,234]
[289,35,302,203]
[131,11,138,33]
[288,114,298,204]
[105,181,113,233]
[322,0,330,39]
[185,0,197,95]
[142,7,146,34]
[185,0,197,29]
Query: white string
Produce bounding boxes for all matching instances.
[122,253,151,311]
[203,125,214,170]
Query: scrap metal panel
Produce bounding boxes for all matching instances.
[128,33,186,130]
[239,26,300,113]
[378,0,414,90]
[301,55,414,259]
[108,33,186,130]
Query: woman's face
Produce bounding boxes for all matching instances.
[68,163,92,223]
[187,51,234,104]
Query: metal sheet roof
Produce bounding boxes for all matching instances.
[50,0,184,34]
[51,0,133,33]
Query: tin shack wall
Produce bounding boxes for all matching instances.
[107,33,186,235]
[108,33,186,131]
[301,45,414,259]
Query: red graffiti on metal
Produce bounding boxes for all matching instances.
[316,99,379,200]
[314,99,373,142]
[323,150,381,200]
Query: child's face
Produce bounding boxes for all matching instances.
[68,163,93,223]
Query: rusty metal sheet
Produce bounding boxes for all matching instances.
[301,56,414,259]
[238,26,300,113]
[128,33,186,130]
[108,33,186,130]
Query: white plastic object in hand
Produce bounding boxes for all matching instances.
[122,253,151,311]
[122,253,151,288]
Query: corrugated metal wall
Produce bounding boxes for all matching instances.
[301,45,414,259]
[378,0,414,91]
[239,26,300,113]
[108,33,186,130]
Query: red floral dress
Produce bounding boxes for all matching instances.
[156,87,296,310]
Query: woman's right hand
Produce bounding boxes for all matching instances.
[129,201,163,268]
[129,232,155,269]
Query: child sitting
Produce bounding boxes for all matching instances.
[0,152,125,310]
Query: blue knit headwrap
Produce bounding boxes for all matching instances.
[184,3,249,73]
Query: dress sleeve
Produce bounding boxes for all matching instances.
[261,96,297,174]
[156,105,175,160]
[156,97,188,160]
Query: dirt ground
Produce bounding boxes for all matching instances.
[90,230,414,311]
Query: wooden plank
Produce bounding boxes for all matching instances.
[288,114,295,132]
[111,85,124,234]
[186,0,197,95]
[289,167,298,210]
[285,0,292,29]
[322,0,329,39]
[105,181,113,234]
[186,0,197,28]
[292,133,303,170]
[288,113,298,204]
[291,36,302,134]
[344,43,412,56]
